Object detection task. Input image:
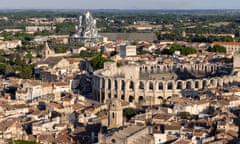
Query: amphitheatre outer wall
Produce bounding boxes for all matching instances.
[92,62,239,106]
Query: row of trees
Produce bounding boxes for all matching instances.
[156,31,235,43]
[9,140,39,144]
[207,45,226,53]
[160,44,197,56]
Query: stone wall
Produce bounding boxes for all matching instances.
[93,63,239,105]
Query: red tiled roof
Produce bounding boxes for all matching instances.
[213,42,240,45]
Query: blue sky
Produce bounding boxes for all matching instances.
[0,0,240,9]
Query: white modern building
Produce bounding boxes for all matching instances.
[120,45,137,58]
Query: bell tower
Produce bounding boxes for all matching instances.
[108,98,123,129]
[42,41,54,59]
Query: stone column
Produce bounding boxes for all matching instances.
[110,79,114,98]
[99,78,103,104]
[104,79,109,103]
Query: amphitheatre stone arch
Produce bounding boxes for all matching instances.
[148,81,154,90]
[139,81,145,90]
[158,81,164,90]
[167,80,175,90]
[176,80,184,89]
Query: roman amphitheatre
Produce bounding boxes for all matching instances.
[92,56,240,106]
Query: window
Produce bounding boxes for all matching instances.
[112,139,116,143]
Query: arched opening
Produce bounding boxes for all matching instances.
[163,66,166,72]
[112,139,116,143]
[129,95,134,103]
[223,81,229,87]
[151,66,154,72]
[210,79,215,87]
[195,81,199,89]
[138,96,144,104]
[139,81,144,90]
[149,82,154,90]
[129,81,134,90]
[167,82,173,90]
[158,96,164,99]
[205,66,208,72]
[166,96,172,100]
[121,80,125,90]
[101,92,105,102]
[112,112,115,119]
[157,66,160,72]
[121,95,125,100]
[114,80,118,89]
[177,82,182,89]
[158,96,164,104]
[102,79,105,88]
[202,80,207,89]
[186,81,192,89]
[108,79,111,89]
[159,82,163,90]
[217,80,222,87]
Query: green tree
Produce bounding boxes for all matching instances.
[161,44,197,56]
[222,57,233,63]
[34,30,50,36]
[25,52,33,64]
[0,31,12,40]
[15,54,26,65]
[19,65,33,79]
[178,112,192,120]
[160,49,172,55]
[90,55,113,70]
[208,45,226,53]
[123,108,136,120]
[54,47,67,53]
[55,22,76,35]
[0,63,6,75]
[9,140,39,144]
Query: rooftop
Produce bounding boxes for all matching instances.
[100,33,157,41]
[39,56,64,68]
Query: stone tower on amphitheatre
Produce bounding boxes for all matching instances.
[108,98,123,129]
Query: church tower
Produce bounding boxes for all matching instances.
[42,41,54,59]
[108,98,123,129]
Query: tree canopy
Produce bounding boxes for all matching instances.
[9,140,39,144]
[90,54,113,70]
[207,45,226,53]
[161,44,197,56]
[123,108,136,120]
[55,22,76,35]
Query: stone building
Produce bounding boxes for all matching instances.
[120,44,137,58]
[108,98,123,129]
[98,126,154,144]
[92,60,239,106]
[212,42,240,54]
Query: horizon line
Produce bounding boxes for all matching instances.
[0,8,240,11]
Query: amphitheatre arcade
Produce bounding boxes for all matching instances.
[92,55,240,106]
